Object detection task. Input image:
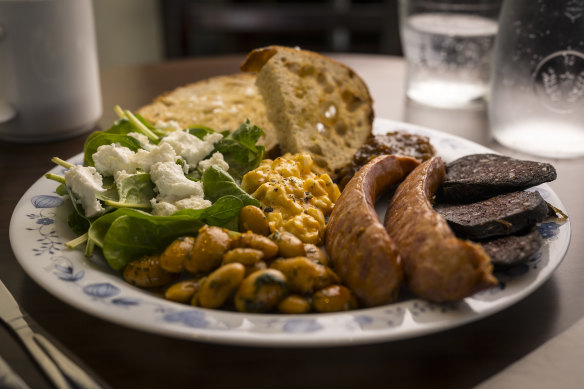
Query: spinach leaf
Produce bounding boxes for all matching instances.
[56,183,68,196]
[104,173,154,209]
[174,195,244,230]
[202,166,259,207]
[93,194,249,270]
[87,208,136,248]
[187,125,216,140]
[214,120,265,182]
[64,185,89,225]
[64,185,96,251]
[134,113,167,139]
[102,212,204,271]
[67,210,90,235]
[103,118,137,135]
[95,176,119,203]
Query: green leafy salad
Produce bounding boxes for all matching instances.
[47,106,265,272]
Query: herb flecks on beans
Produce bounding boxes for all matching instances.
[123,224,358,313]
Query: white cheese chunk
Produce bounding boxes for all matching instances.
[174,195,211,211]
[93,143,136,176]
[133,143,177,173]
[154,120,182,132]
[64,165,106,218]
[150,161,204,203]
[127,132,152,149]
[150,196,211,216]
[150,199,178,216]
[113,170,133,185]
[160,131,223,167]
[198,151,229,172]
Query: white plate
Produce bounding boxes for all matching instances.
[9,118,571,347]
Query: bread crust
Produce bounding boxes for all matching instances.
[241,45,375,176]
[137,73,279,152]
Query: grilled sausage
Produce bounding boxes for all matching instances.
[383,156,498,302]
[325,155,420,307]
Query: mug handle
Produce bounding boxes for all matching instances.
[0,23,17,123]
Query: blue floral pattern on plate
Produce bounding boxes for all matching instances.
[8,118,571,347]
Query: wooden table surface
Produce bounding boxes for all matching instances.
[1,54,583,389]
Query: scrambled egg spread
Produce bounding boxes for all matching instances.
[241,153,341,244]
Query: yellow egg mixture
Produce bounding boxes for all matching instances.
[241,153,341,244]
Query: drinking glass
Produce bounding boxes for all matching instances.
[488,0,584,159]
[399,0,501,108]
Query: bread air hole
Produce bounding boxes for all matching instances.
[341,90,364,112]
[316,72,334,94]
[308,143,323,155]
[295,87,306,99]
[314,156,329,169]
[285,61,301,74]
[335,121,348,136]
[299,64,316,77]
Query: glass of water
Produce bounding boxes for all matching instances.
[399,0,501,108]
[489,0,584,159]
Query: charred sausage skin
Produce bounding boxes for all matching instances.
[326,155,420,307]
[383,156,497,302]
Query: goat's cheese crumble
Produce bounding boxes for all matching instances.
[74,127,230,217]
[93,143,136,176]
[150,161,204,203]
[160,131,223,167]
[199,151,229,172]
[64,165,106,218]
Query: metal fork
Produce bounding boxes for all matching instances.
[0,280,103,389]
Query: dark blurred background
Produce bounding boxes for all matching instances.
[92,0,401,68]
[161,0,401,57]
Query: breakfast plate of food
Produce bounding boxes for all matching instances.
[9,46,570,347]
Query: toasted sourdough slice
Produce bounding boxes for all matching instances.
[241,46,374,176]
[137,73,279,153]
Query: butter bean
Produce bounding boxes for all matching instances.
[222,248,264,266]
[231,231,279,260]
[304,243,328,266]
[278,294,312,314]
[123,255,177,288]
[270,256,339,294]
[270,231,306,258]
[164,278,204,304]
[185,225,231,274]
[234,269,287,313]
[312,285,358,313]
[198,263,246,309]
[160,236,195,273]
[239,205,270,236]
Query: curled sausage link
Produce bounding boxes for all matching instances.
[325,155,420,307]
[384,156,497,302]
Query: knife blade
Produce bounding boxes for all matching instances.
[0,280,102,389]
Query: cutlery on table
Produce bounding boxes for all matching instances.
[0,354,30,389]
[0,280,103,389]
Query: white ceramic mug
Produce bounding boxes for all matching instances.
[0,0,102,142]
